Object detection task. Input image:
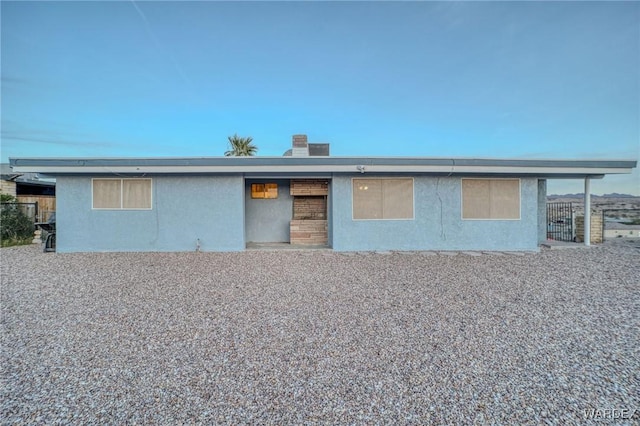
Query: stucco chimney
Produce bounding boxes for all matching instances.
[291,134,309,157]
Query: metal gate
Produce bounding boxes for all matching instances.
[547,202,575,242]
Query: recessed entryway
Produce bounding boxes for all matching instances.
[244,178,330,248]
[245,179,292,244]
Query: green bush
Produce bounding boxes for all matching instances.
[1,196,35,245]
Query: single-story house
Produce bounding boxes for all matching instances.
[9,135,637,253]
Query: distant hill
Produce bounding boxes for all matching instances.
[547,193,640,214]
[548,193,638,199]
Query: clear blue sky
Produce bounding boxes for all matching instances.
[1,1,638,194]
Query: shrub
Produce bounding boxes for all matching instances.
[1,196,35,245]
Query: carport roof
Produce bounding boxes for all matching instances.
[9,156,637,179]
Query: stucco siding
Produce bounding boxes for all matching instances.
[537,179,547,244]
[331,175,539,251]
[56,174,543,252]
[56,175,245,252]
[244,179,292,243]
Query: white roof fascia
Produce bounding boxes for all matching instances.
[10,164,635,175]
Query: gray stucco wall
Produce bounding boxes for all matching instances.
[244,179,292,243]
[537,179,547,244]
[56,175,245,252]
[331,175,540,251]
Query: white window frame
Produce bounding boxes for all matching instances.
[351,177,415,221]
[460,178,521,221]
[91,178,153,210]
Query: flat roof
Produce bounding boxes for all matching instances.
[9,156,637,178]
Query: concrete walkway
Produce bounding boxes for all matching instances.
[246,242,331,251]
[540,240,592,250]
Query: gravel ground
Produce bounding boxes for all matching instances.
[1,243,639,425]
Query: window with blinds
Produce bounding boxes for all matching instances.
[461,178,520,220]
[352,178,414,220]
[92,179,152,209]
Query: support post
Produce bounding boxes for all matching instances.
[584,177,591,246]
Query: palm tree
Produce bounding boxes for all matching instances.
[224,134,258,156]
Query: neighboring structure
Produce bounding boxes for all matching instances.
[1,163,56,222]
[603,223,640,239]
[1,163,56,197]
[9,135,637,253]
[1,163,21,196]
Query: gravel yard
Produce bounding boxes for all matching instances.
[1,244,639,424]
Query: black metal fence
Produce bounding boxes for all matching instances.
[547,202,575,242]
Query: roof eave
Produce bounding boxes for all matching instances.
[9,164,634,177]
[9,157,637,177]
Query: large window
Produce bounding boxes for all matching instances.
[461,178,520,220]
[92,179,152,209]
[353,178,414,220]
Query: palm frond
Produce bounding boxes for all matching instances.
[225,134,258,156]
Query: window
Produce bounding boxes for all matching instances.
[92,179,152,209]
[251,183,278,199]
[353,178,413,220]
[461,178,520,220]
